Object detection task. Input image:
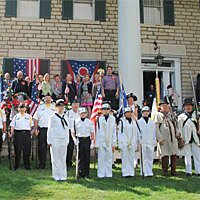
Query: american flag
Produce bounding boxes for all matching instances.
[66,60,99,82]
[14,58,40,80]
[0,75,3,102]
[117,83,128,118]
[29,79,39,116]
[90,88,103,122]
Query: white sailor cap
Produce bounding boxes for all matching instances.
[102,103,111,109]
[55,99,65,107]
[124,107,133,113]
[142,106,150,112]
[79,107,88,114]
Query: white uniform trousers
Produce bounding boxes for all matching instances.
[184,143,200,175]
[121,145,135,177]
[141,144,154,177]
[50,142,68,181]
[98,146,113,178]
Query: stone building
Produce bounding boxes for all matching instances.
[0,0,200,107]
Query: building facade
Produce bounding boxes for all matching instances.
[0,0,200,106]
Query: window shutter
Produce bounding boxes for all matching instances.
[163,0,175,26]
[39,59,50,75]
[62,0,73,20]
[140,0,144,23]
[95,0,106,22]
[61,60,69,81]
[5,0,17,17]
[40,0,51,19]
[3,58,14,78]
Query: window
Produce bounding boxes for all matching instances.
[5,0,51,19]
[62,0,106,21]
[140,0,175,26]
[74,0,94,20]
[18,0,40,19]
[143,0,163,25]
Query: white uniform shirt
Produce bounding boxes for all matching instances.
[66,109,79,130]
[118,117,140,149]
[10,113,34,130]
[137,117,156,146]
[0,109,6,129]
[178,112,199,145]
[96,114,117,148]
[47,112,70,145]
[71,118,94,138]
[33,103,55,128]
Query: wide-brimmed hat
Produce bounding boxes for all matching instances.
[124,107,133,113]
[183,98,194,106]
[126,93,137,101]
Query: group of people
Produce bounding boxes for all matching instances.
[0,66,200,181]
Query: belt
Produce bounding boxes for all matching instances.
[78,136,90,140]
[39,127,48,129]
[105,89,116,92]
[14,130,30,133]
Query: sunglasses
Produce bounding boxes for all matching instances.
[102,108,110,110]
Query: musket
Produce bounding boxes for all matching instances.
[6,118,12,170]
[189,71,200,134]
[75,138,79,180]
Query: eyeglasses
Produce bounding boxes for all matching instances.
[102,108,110,110]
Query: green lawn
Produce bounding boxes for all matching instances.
[0,157,200,200]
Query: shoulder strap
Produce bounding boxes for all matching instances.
[97,117,100,130]
[120,119,123,133]
[135,120,141,134]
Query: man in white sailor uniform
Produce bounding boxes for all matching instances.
[138,106,156,177]
[10,103,34,170]
[0,108,6,154]
[178,98,200,177]
[95,101,117,178]
[66,99,80,170]
[71,107,95,178]
[47,99,70,181]
[118,107,140,177]
[33,93,55,169]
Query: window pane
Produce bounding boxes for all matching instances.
[74,2,93,20]
[18,0,39,18]
[144,0,161,7]
[144,7,161,24]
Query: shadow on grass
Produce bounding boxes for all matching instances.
[0,157,200,198]
[69,159,200,196]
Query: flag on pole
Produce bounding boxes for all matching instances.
[90,88,103,122]
[151,97,158,120]
[29,79,39,116]
[14,58,40,80]
[66,60,99,82]
[117,83,127,118]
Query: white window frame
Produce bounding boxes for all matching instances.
[141,56,182,109]
[143,0,164,25]
[73,0,95,21]
[17,0,40,19]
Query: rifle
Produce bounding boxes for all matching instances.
[165,95,184,149]
[75,138,79,180]
[189,72,200,134]
[6,119,13,170]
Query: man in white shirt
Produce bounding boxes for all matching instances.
[66,99,80,170]
[10,103,34,170]
[47,99,70,181]
[33,93,55,169]
[71,107,95,178]
[95,101,117,178]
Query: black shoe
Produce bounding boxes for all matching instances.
[196,174,200,177]
[112,164,117,169]
[39,165,45,169]
[25,167,31,170]
[13,167,17,171]
[186,173,192,177]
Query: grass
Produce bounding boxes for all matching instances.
[0,157,200,200]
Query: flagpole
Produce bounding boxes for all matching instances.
[155,70,160,107]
